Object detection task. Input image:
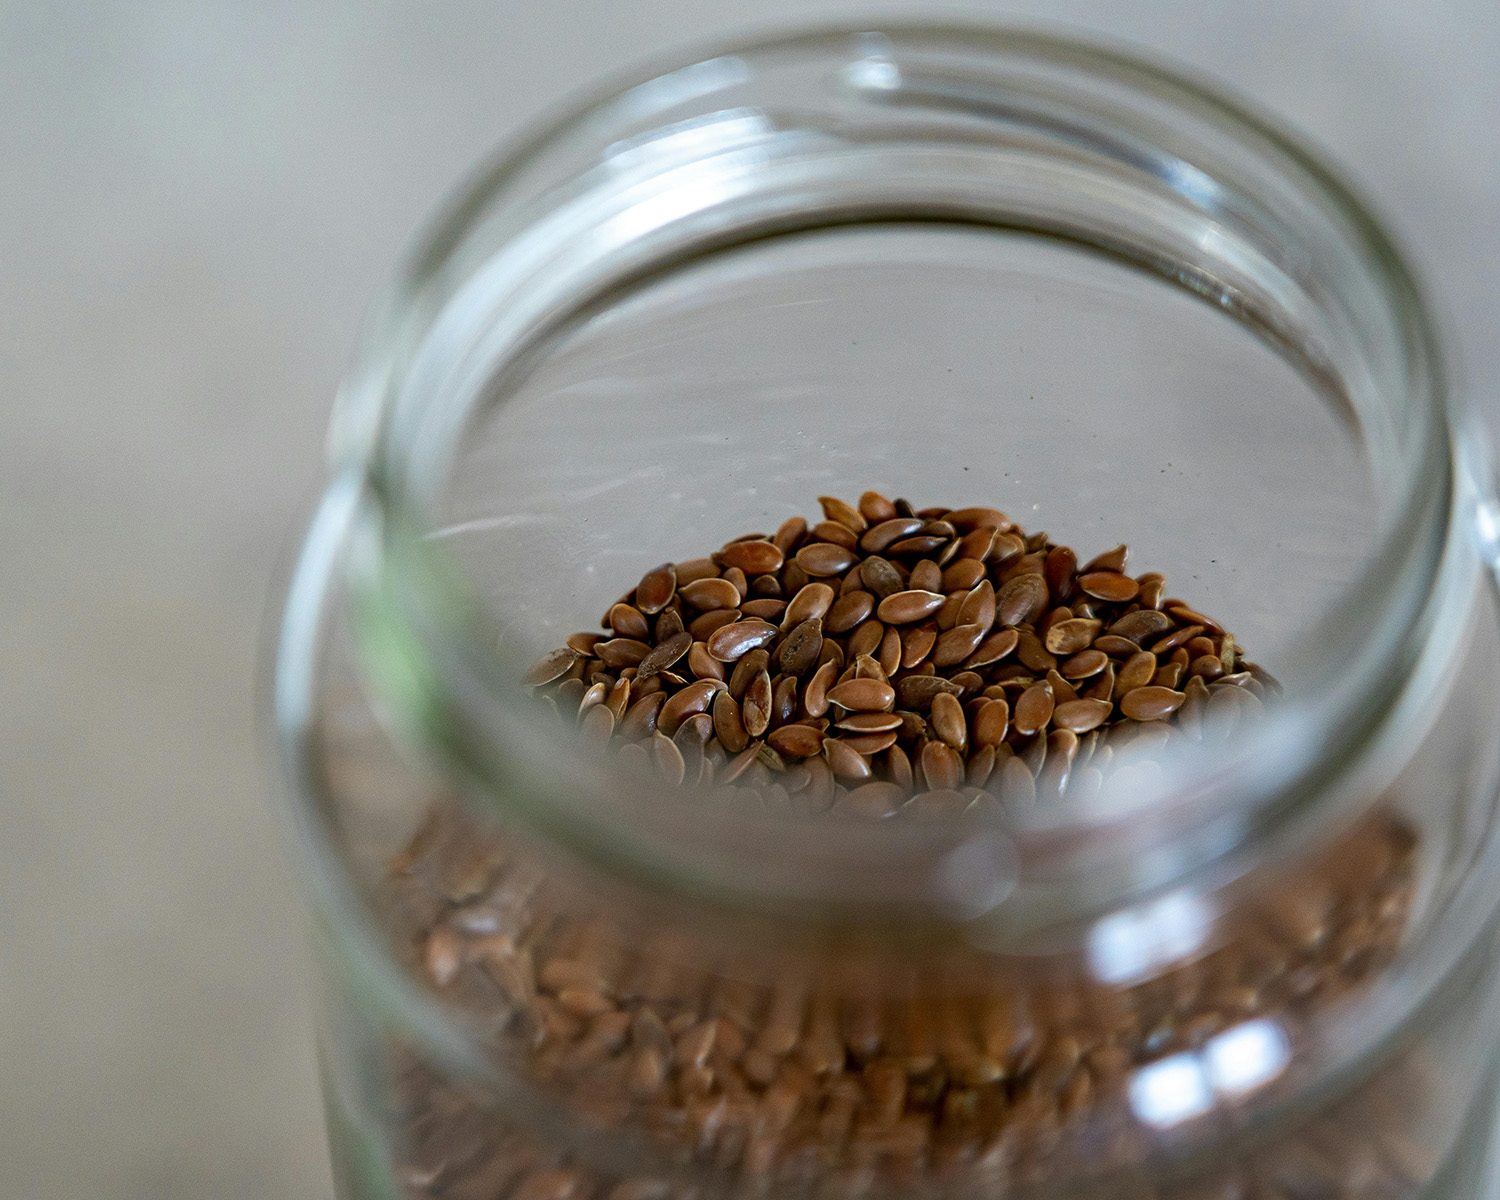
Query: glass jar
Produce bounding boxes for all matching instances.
[272,24,1500,1200]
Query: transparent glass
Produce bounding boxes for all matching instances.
[273,24,1500,1200]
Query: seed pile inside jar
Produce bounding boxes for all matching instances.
[381,492,1425,1200]
[523,491,1277,816]
[390,806,1418,1200]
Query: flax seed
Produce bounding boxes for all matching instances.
[651,732,686,786]
[679,577,741,612]
[969,698,1009,748]
[1108,609,1172,644]
[847,619,885,661]
[859,518,924,554]
[1115,651,1157,696]
[874,589,943,625]
[688,608,740,642]
[653,678,723,738]
[876,626,902,678]
[1076,571,1138,603]
[1045,669,1078,705]
[827,678,896,712]
[796,542,858,577]
[818,495,868,534]
[1013,683,1055,737]
[958,579,996,632]
[742,671,773,737]
[934,592,965,631]
[713,690,750,755]
[939,558,984,593]
[779,617,825,676]
[618,691,667,741]
[706,619,779,662]
[996,574,1049,626]
[1150,624,1206,656]
[798,659,838,719]
[957,628,1017,671]
[1118,686,1186,722]
[575,680,607,720]
[580,701,616,753]
[889,534,948,556]
[784,582,835,628]
[608,603,652,640]
[633,564,677,614]
[849,556,899,602]
[1015,631,1057,674]
[1043,618,1101,656]
[771,675,799,727]
[1059,648,1107,680]
[809,520,857,552]
[717,540,784,576]
[826,590,876,634]
[899,626,937,669]
[950,669,983,696]
[1166,604,1225,635]
[1051,698,1113,734]
[853,490,895,524]
[1083,544,1128,574]
[781,558,809,594]
[565,632,605,657]
[768,724,825,759]
[1044,546,1077,602]
[887,674,957,712]
[525,647,581,686]
[1153,661,1184,689]
[933,623,987,667]
[945,506,1009,531]
[768,517,806,557]
[1136,575,1165,610]
[605,677,632,722]
[637,631,691,678]
[834,712,902,735]
[909,560,944,593]
[725,647,768,701]
[929,691,968,753]
[824,739,873,782]
[687,641,725,682]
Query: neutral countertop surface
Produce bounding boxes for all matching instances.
[2,3,1497,1196]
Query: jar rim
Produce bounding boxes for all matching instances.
[312,21,1455,936]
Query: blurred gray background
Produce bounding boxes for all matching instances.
[1,2,1496,1197]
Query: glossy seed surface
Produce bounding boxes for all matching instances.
[525,494,1275,818]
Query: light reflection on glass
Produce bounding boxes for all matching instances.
[1128,1018,1293,1129]
[1129,1052,1215,1128]
[1087,889,1213,985]
[1204,1018,1292,1096]
[844,56,901,92]
[604,110,773,177]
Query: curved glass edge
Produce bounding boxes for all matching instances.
[269,474,494,1086]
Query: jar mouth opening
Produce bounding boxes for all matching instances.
[327,22,1453,935]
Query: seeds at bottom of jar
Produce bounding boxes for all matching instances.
[392,797,1420,1200]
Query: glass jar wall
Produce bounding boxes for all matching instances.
[274,25,1500,1200]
